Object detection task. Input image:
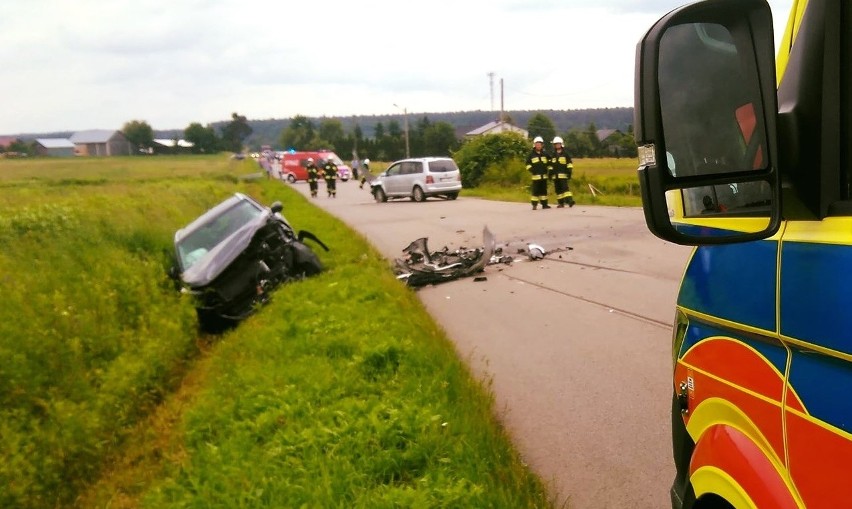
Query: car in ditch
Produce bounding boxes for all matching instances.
[370,157,462,202]
[169,193,328,332]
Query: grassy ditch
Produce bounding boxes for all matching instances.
[463,157,642,207]
[0,156,552,508]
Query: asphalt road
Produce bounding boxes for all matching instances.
[283,176,694,508]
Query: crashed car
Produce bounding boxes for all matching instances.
[169,192,328,332]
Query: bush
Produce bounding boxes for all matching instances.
[452,133,529,188]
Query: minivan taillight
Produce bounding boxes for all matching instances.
[426,175,434,184]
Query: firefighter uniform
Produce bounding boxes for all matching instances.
[550,137,575,207]
[306,159,320,198]
[322,160,338,197]
[526,137,551,209]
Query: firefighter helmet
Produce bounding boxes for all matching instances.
[552,136,564,145]
[307,157,314,163]
[533,136,544,144]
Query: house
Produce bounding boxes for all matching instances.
[70,129,133,156]
[596,128,628,155]
[35,138,75,157]
[465,121,529,139]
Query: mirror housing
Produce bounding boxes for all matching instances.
[634,0,781,245]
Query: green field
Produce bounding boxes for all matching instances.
[462,157,643,207]
[0,156,553,508]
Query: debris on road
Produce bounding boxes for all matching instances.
[527,243,546,260]
[394,226,499,287]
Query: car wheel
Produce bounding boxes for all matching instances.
[374,187,388,203]
[286,174,296,183]
[446,192,458,200]
[412,186,426,202]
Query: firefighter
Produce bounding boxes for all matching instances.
[322,158,338,198]
[306,157,320,198]
[526,136,550,209]
[550,136,575,207]
[359,158,371,189]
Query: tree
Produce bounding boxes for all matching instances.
[317,119,345,151]
[526,113,556,145]
[220,112,252,153]
[7,138,34,156]
[184,122,220,153]
[563,129,595,158]
[422,122,460,157]
[122,120,154,153]
[279,115,318,150]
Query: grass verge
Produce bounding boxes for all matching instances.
[1,156,553,508]
[463,157,642,207]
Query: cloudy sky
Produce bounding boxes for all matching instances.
[2,0,793,135]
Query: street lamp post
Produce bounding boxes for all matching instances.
[393,103,410,158]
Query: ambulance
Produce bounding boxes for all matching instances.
[278,150,351,183]
[634,0,852,507]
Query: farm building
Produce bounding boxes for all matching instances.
[35,138,75,157]
[465,121,529,139]
[70,129,133,156]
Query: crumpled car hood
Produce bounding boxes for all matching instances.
[181,211,271,287]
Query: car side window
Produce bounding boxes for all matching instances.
[412,162,423,174]
[387,164,401,176]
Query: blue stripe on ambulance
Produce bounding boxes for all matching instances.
[780,242,852,355]
[679,241,777,331]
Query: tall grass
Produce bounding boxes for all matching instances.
[1,156,552,508]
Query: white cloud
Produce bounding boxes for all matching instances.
[0,0,793,134]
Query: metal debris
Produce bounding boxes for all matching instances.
[394,226,498,287]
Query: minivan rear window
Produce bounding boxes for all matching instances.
[428,159,458,173]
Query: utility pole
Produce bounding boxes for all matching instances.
[500,78,505,123]
[393,103,410,158]
[488,72,495,112]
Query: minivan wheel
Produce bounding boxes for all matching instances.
[286,174,296,183]
[374,187,388,203]
[412,186,426,202]
[446,192,458,200]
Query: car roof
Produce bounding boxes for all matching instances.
[390,157,455,164]
[174,193,262,243]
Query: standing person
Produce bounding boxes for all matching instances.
[550,136,575,208]
[359,158,371,189]
[526,136,551,210]
[351,157,360,181]
[306,157,320,198]
[322,158,338,198]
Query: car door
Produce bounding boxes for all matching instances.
[383,162,403,196]
[404,161,423,195]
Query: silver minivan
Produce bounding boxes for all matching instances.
[371,157,462,202]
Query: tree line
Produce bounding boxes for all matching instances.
[1,109,638,160]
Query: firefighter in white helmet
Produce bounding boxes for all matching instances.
[525,136,551,209]
[359,158,371,189]
[550,136,575,207]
